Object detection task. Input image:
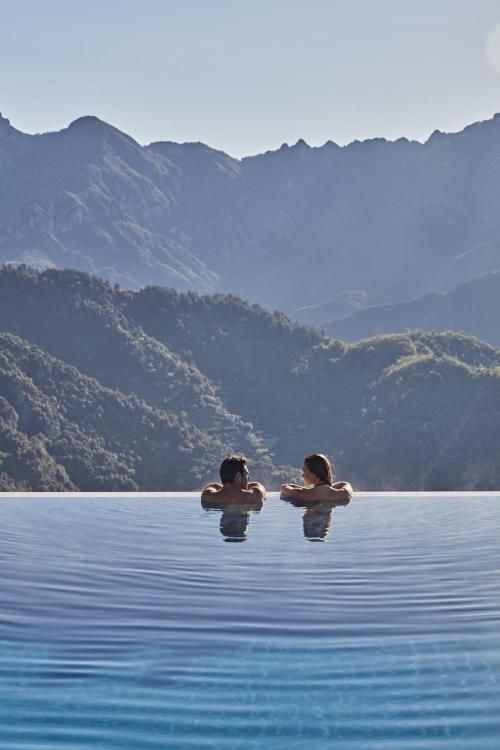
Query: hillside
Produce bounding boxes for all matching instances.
[0,332,233,491]
[1,266,499,490]
[0,264,264,459]
[2,112,500,322]
[322,271,500,347]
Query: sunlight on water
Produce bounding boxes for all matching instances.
[0,494,498,748]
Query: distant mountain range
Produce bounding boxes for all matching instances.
[1,111,500,324]
[1,266,499,491]
[322,271,500,347]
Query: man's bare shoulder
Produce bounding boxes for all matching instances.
[246,482,266,501]
[201,483,223,503]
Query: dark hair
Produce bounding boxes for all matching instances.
[304,453,334,484]
[220,455,247,484]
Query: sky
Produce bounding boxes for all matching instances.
[2,0,500,157]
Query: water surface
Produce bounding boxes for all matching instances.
[0,493,498,748]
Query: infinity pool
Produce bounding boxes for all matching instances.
[0,493,498,749]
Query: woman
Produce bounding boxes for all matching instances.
[280,453,353,502]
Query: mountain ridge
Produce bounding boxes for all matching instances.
[0,330,233,491]
[322,270,500,347]
[1,266,499,491]
[2,111,500,320]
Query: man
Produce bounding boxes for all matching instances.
[201,455,266,503]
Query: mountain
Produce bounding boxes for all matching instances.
[323,271,500,347]
[0,114,216,291]
[1,266,499,491]
[0,113,31,166]
[0,332,232,491]
[2,113,500,320]
[0,265,270,467]
[292,291,369,326]
[124,286,500,489]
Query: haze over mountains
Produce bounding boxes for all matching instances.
[321,271,500,347]
[1,111,500,329]
[1,267,499,492]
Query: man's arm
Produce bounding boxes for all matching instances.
[201,482,223,501]
[248,481,266,500]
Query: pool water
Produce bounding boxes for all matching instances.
[0,493,498,749]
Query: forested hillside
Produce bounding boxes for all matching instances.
[1,266,499,491]
[0,332,232,491]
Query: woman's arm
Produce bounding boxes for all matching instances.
[281,482,353,502]
[332,481,353,499]
[280,484,318,500]
[280,484,303,497]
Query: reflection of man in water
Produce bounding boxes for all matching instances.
[201,456,266,503]
[218,506,253,542]
[201,456,266,542]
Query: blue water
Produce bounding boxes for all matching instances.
[0,493,498,749]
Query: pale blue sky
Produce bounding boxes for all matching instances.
[2,0,500,157]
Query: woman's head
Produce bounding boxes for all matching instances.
[303,453,334,485]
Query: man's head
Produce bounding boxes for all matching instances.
[219,456,249,488]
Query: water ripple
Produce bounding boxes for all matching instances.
[0,494,498,748]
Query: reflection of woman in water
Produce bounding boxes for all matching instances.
[281,496,348,542]
[302,501,337,541]
[280,453,353,502]
[281,454,351,542]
